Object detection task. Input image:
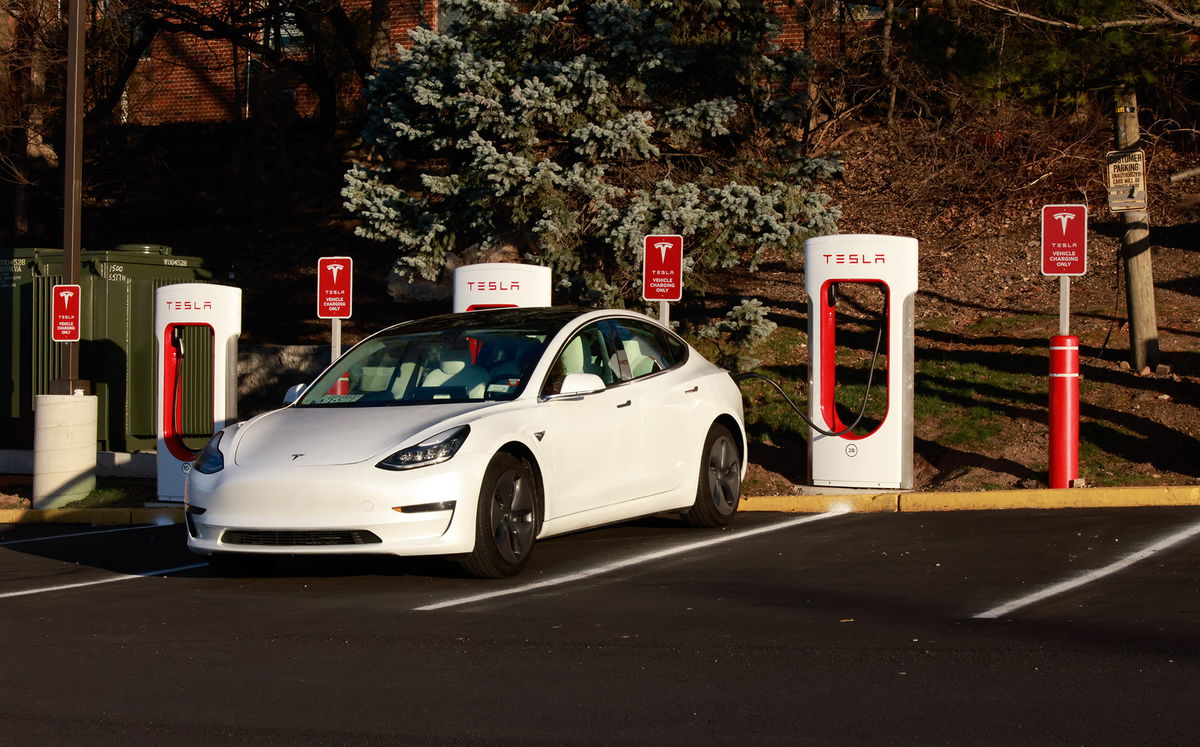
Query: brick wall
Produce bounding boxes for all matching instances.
[124,0,440,125]
[123,0,881,126]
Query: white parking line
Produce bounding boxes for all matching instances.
[975,518,1200,619]
[0,562,208,600]
[416,508,851,612]
[0,524,178,547]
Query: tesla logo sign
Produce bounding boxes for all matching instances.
[466,280,521,291]
[1041,204,1087,276]
[643,235,683,302]
[51,284,81,342]
[163,300,213,311]
[822,253,886,265]
[318,256,353,319]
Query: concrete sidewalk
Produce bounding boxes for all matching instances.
[2,485,1198,526]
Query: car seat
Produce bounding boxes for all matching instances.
[423,347,489,399]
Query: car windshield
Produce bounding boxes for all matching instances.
[297,326,552,407]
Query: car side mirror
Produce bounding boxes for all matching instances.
[282,383,307,405]
[556,372,606,397]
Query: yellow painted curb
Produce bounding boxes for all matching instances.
[740,494,899,514]
[0,507,184,525]
[741,485,1200,513]
[3,487,1199,525]
[900,485,1200,512]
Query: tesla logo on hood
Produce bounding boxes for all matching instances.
[291,453,304,460]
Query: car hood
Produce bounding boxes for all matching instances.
[232,403,492,467]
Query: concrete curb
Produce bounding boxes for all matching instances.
[1,486,1198,526]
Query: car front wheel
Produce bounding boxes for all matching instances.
[460,452,540,578]
[682,423,741,528]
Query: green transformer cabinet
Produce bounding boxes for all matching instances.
[1,244,219,451]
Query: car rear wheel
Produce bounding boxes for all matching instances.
[461,452,540,578]
[682,423,741,528]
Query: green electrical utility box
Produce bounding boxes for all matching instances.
[1,244,219,451]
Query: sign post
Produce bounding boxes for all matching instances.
[1041,205,1087,489]
[317,256,353,362]
[643,235,683,326]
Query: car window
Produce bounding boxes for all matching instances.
[298,328,550,407]
[541,323,617,396]
[607,319,687,381]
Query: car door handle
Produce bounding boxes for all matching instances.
[684,386,699,394]
[617,400,632,408]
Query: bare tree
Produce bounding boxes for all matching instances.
[1,0,62,239]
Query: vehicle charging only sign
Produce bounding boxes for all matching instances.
[643,235,683,302]
[51,284,81,342]
[318,256,353,318]
[1041,205,1087,276]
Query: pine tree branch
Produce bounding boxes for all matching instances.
[1142,0,1200,28]
[967,0,1190,30]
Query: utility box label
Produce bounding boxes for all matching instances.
[318,256,353,319]
[1105,149,1147,212]
[643,235,683,301]
[51,284,81,342]
[1041,205,1088,276]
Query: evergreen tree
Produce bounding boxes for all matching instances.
[906,0,1196,111]
[343,0,840,306]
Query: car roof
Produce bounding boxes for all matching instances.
[378,306,605,337]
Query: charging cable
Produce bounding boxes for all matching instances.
[733,316,885,438]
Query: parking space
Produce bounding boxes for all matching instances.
[2,507,1199,742]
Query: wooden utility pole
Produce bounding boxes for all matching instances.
[52,0,86,394]
[1113,86,1159,373]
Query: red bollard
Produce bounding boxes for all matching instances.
[328,372,350,395]
[1048,335,1079,488]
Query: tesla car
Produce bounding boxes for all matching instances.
[185,306,746,578]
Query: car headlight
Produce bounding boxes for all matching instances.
[377,425,470,471]
[194,431,226,474]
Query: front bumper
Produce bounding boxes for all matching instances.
[184,452,489,557]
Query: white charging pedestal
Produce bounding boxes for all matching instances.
[805,235,918,490]
[453,263,552,312]
[154,283,241,502]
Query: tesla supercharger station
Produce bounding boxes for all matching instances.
[453,263,552,312]
[805,234,918,490]
[155,283,241,501]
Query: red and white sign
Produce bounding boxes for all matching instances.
[51,284,81,342]
[643,235,683,302]
[318,256,353,319]
[1041,205,1087,276]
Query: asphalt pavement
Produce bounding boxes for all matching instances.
[3,507,1200,743]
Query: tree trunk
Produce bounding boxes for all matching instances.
[1113,86,1159,373]
[882,0,897,127]
[369,0,393,68]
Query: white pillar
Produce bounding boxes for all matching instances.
[33,394,97,508]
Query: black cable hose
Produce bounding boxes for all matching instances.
[733,315,885,438]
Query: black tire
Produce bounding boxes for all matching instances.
[460,452,540,578]
[207,552,280,577]
[682,423,742,528]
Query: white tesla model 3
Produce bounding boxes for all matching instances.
[185,307,746,577]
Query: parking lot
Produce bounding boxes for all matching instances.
[3,507,1200,743]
